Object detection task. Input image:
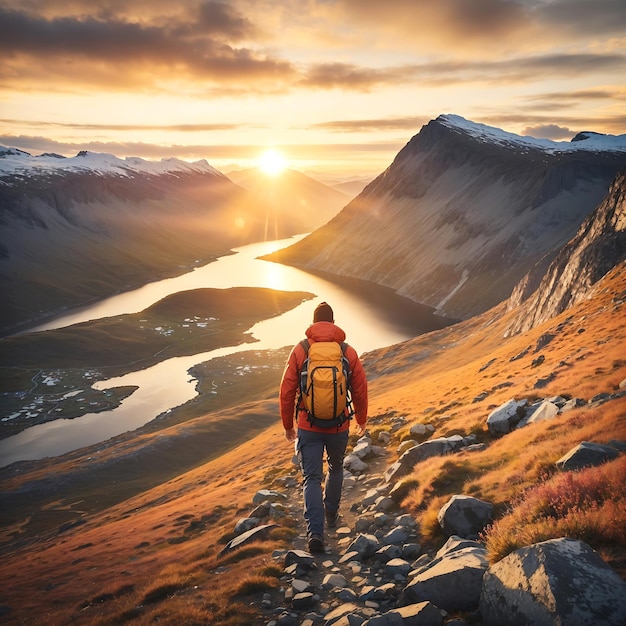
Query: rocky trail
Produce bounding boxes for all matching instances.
[219,401,626,626]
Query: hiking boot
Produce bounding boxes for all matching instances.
[325,509,339,529]
[308,534,324,554]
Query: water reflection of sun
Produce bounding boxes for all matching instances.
[258,148,287,176]
[261,260,287,290]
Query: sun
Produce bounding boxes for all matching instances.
[258,148,287,176]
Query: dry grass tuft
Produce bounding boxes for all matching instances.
[141,574,194,605]
[232,573,280,596]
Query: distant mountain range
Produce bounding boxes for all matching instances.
[265,114,626,320]
[2,114,626,336]
[225,167,349,233]
[0,148,347,335]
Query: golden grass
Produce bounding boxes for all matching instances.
[232,574,280,596]
[372,264,626,566]
[0,263,623,624]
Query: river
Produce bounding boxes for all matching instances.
[0,236,452,467]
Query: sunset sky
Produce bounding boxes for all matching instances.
[1,0,625,179]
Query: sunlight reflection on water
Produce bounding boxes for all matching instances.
[0,235,450,466]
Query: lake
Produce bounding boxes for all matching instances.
[0,235,453,466]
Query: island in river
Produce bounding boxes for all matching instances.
[0,287,313,440]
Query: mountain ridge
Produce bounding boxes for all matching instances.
[505,168,626,335]
[264,115,626,320]
[0,117,625,625]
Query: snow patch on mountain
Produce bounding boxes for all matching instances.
[438,114,626,154]
[0,146,222,179]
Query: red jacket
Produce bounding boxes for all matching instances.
[279,321,368,433]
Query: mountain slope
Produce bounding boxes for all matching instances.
[0,149,339,335]
[0,227,623,625]
[506,168,626,335]
[264,115,626,320]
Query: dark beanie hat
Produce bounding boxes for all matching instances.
[313,301,334,323]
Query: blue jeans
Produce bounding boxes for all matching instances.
[296,428,349,538]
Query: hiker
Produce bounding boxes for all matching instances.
[279,301,368,553]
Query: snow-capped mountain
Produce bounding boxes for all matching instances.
[0,147,344,335]
[265,114,626,319]
[0,146,223,179]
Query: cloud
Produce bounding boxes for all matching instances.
[312,116,430,132]
[521,124,575,140]
[1,2,624,96]
[483,112,626,136]
[300,53,626,91]
[195,1,258,40]
[536,0,626,37]
[0,5,295,90]
[336,0,528,47]
[335,0,626,49]
[299,63,401,91]
[0,133,404,165]
[0,119,250,132]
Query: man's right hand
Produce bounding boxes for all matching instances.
[285,428,297,442]
[355,422,366,436]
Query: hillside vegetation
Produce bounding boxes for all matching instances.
[0,258,623,625]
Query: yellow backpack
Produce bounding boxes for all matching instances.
[299,339,353,427]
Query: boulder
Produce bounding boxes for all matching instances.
[559,397,586,412]
[386,558,412,578]
[397,440,418,454]
[323,602,370,625]
[234,517,260,534]
[252,489,285,504]
[486,399,527,436]
[385,438,458,483]
[437,495,493,539]
[523,400,559,426]
[218,523,277,556]
[382,527,409,545]
[436,535,483,558]
[353,438,374,459]
[409,423,436,440]
[322,573,348,589]
[346,533,381,560]
[386,602,443,626]
[401,540,489,611]
[361,613,404,626]
[292,591,316,610]
[556,441,620,471]
[480,537,626,626]
[284,549,316,569]
[377,431,391,444]
[376,544,402,563]
[344,453,369,473]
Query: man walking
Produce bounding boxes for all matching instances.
[280,301,368,553]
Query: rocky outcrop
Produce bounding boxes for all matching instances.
[400,537,489,611]
[485,392,626,437]
[264,115,626,320]
[506,168,626,335]
[437,496,493,540]
[384,435,478,483]
[480,538,626,626]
